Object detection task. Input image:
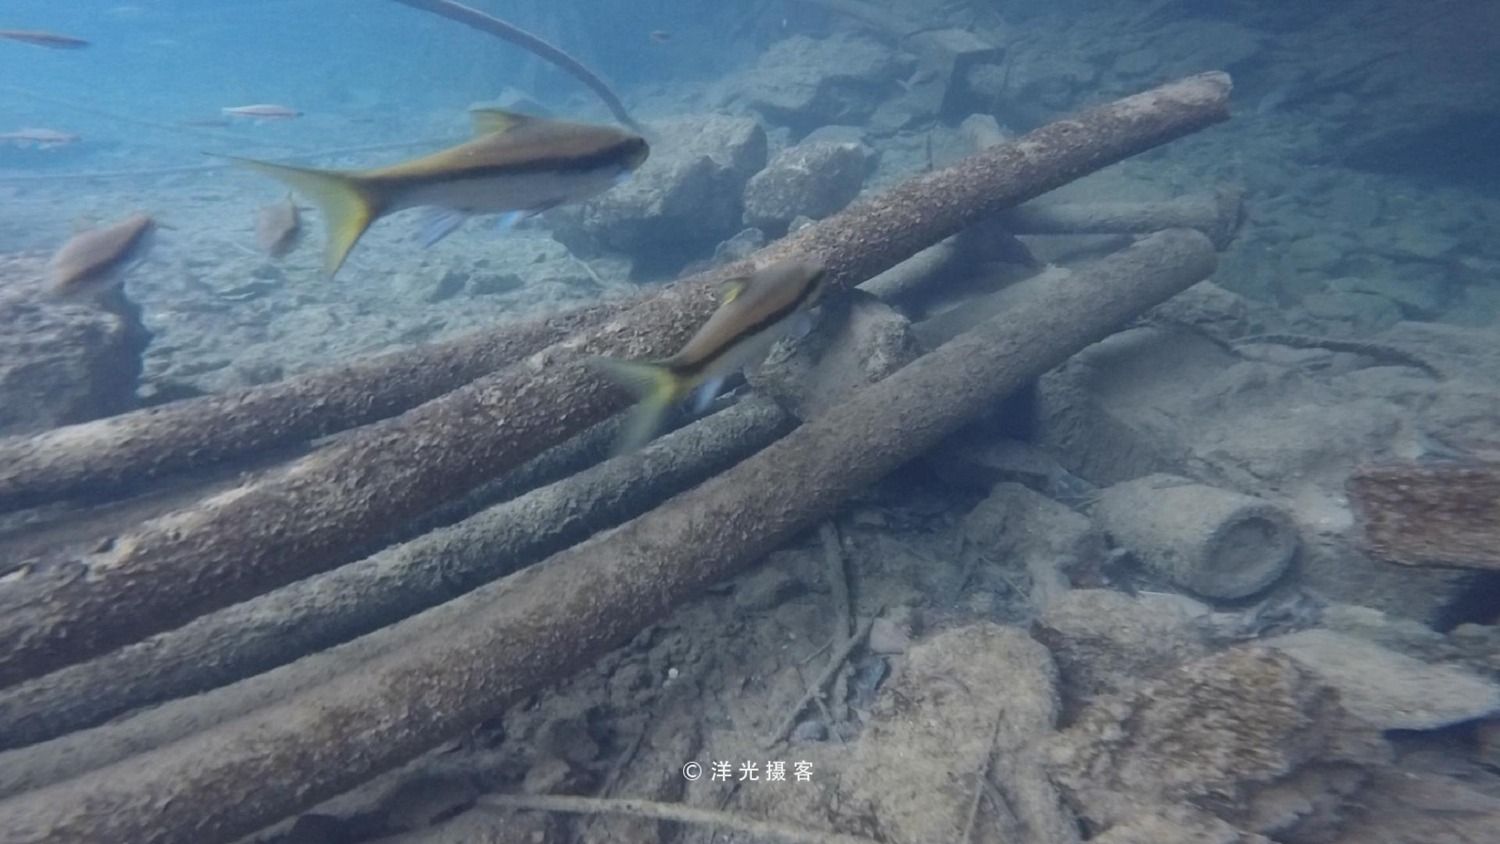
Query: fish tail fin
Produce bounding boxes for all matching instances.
[589,356,685,455]
[227,156,381,278]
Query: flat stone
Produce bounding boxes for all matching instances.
[1265,629,1500,731]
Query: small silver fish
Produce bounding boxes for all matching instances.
[591,256,830,453]
[46,212,156,300]
[221,104,302,120]
[0,128,79,148]
[255,195,302,258]
[0,29,90,49]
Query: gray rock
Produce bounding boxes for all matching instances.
[1323,182,1384,228]
[927,434,1093,501]
[742,140,874,235]
[467,271,524,297]
[1145,280,1254,338]
[734,565,802,611]
[1034,589,1212,713]
[520,755,589,795]
[847,625,1077,844]
[550,114,766,271]
[1048,647,1390,837]
[790,719,827,743]
[1090,806,1272,844]
[1329,770,1500,844]
[961,483,1106,609]
[380,775,478,832]
[748,290,921,421]
[1034,326,1227,485]
[801,125,868,146]
[1264,629,1500,731]
[424,268,467,302]
[1113,47,1162,79]
[1301,291,1402,331]
[867,616,911,655]
[1327,275,1446,319]
[0,263,149,436]
[1286,234,1353,273]
[742,34,915,132]
[711,228,765,264]
[370,808,537,843]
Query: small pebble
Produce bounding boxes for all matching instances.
[791,719,827,743]
[868,617,911,654]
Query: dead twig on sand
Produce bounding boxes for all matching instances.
[480,792,880,844]
[820,521,852,644]
[1233,333,1445,379]
[819,520,854,723]
[961,710,1005,843]
[764,615,876,749]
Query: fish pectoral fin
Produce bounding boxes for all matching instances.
[716,276,749,305]
[691,376,726,413]
[468,107,536,137]
[227,156,379,278]
[419,209,470,247]
[787,310,817,342]
[525,198,563,218]
[490,200,558,234]
[588,356,682,455]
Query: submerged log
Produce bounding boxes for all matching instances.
[0,299,625,512]
[0,399,791,751]
[0,399,790,791]
[0,228,1219,844]
[1003,186,1246,248]
[1348,460,1500,571]
[0,73,1233,689]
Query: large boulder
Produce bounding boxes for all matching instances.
[1048,647,1390,839]
[742,139,874,235]
[0,255,148,436]
[549,114,766,277]
[739,34,915,133]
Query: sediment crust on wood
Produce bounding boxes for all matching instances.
[0,399,790,792]
[0,399,790,752]
[0,299,627,512]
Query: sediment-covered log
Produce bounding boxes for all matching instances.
[0,228,1218,844]
[0,300,625,512]
[1348,460,1500,570]
[0,73,1232,688]
[0,399,790,751]
[0,399,789,792]
[1002,186,1245,248]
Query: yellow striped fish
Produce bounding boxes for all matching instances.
[226,108,649,278]
[591,256,830,454]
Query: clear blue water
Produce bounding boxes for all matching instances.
[2,2,1499,842]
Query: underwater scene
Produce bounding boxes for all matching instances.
[1,0,1499,842]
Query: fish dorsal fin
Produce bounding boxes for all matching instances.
[717,276,749,305]
[468,108,536,137]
